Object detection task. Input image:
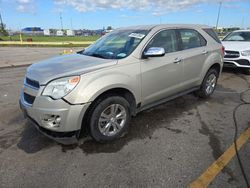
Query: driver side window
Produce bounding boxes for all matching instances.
[146,30,178,53]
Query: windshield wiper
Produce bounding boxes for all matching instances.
[77,49,85,54]
[90,53,107,59]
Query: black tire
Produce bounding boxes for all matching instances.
[243,68,250,75]
[196,68,219,98]
[89,96,131,143]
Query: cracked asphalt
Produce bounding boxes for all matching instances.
[0,49,249,187]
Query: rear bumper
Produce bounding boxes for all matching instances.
[19,93,91,144]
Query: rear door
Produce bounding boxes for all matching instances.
[176,29,208,89]
[140,29,183,106]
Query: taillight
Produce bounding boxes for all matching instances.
[221,46,225,56]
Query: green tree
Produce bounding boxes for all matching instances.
[0,13,8,36]
[106,26,113,31]
[0,23,8,36]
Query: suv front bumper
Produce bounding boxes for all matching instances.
[19,92,91,144]
[224,57,250,68]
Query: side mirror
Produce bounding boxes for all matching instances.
[144,47,165,58]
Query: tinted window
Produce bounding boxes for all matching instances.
[178,29,206,50]
[203,28,221,43]
[200,34,207,46]
[146,30,178,53]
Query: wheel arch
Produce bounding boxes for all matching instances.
[79,87,137,136]
[208,63,221,74]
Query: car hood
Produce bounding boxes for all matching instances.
[222,41,250,51]
[26,54,117,85]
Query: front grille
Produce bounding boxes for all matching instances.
[235,59,250,66]
[23,93,35,105]
[25,77,40,89]
[224,50,240,58]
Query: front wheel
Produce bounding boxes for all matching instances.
[89,96,131,143]
[196,68,219,98]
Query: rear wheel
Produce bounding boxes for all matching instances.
[89,96,131,143]
[196,68,219,98]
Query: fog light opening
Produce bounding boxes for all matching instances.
[55,116,61,124]
[42,114,61,128]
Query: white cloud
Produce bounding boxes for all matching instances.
[54,0,245,14]
[16,0,35,13]
[120,14,142,19]
[17,0,31,3]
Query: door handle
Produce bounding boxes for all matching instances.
[202,50,208,55]
[173,58,182,64]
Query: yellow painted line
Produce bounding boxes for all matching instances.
[189,127,250,188]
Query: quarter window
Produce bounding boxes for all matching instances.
[179,29,207,50]
[146,30,178,53]
[203,28,221,43]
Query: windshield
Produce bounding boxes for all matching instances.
[81,29,149,59]
[223,31,250,42]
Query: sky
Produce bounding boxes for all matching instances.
[0,0,249,30]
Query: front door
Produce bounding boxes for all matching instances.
[141,29,183,106]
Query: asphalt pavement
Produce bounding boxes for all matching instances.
[0,47,82,68]
[0,47,249,188]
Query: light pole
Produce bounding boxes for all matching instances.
[215,1,222,30]
[60,13,63,30]
[70,18,73,30]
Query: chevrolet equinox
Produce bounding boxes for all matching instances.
[20,24,224,144]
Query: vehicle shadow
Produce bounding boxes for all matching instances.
[62,94,207,154]
[222,67,248,75]
[17,121,55,154]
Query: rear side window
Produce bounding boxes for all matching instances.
[178,29,207,50]
[146,29,178,53]
[203,28,221,43]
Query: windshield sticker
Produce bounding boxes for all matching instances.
[117,53,127,58]
[129,33,145,39]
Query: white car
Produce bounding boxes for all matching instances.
[222,30,250,74]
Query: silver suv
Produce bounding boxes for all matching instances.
[20,24,224,144]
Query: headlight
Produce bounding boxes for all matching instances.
[241,50,250,56]
[42,76,80,99]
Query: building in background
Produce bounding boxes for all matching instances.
[21,27,43,36]
[75,29,83,36]
[11,27,106,37]
[56,30,64,36]
[43,29,51,36]
[66,29,75,36]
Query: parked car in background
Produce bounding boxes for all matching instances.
[222,30,250,74]
[20,24,223,144]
